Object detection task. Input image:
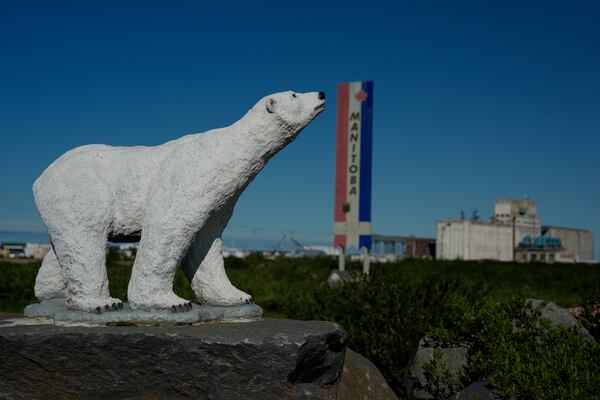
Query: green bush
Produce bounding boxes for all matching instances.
[579,301,600,340]
[0,262,38,312]
[224,254,335,317]
[421,348,467,400]
[276,264,488,394]
[426,293,600,399]
[469,296,600,399]
[1,257,599,398]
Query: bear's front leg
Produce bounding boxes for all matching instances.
[128,216,196,312]
[189,238,253,306]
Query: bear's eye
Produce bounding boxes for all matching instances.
[292,93,296,98]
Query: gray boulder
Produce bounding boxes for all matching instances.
[338,348,398,400]
[0,317,347,399]
[527,299,594,343]
[404,336,470,400]
[327,269,353,287]
[454,381,500,400]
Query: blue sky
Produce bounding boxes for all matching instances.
[1,1,599,257]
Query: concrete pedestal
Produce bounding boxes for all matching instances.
[24,298,263,325]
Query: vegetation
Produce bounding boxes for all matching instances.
[467,297,600,400]
[0,262,38,313]
[1,256,599,397]
[423,293,600,400]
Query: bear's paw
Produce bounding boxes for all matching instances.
[66,296,124,313]
[129,291,193,313]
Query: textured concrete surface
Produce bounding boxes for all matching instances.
[338,349,398,400]
[0,317,347,399]
[24,298,263,325]
[32,91,325,312]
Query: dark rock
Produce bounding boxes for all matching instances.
[527,299,595,343]
[338,349,398,400]
[454,381,500,400]
[404,336,470,400]
[0,317,347,399]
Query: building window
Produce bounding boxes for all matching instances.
[531,253,537,261]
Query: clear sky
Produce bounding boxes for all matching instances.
[1,1,599,257]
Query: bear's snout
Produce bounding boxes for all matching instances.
[318,91,326,100]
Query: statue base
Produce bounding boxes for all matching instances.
[0,317,347,399]
[24,298,262,325]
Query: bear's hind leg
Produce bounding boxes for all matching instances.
[188,238,253,306]
[52,229,123,313]
[34,248,67,300]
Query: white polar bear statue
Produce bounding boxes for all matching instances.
[33,90,326,312]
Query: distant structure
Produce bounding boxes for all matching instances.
[222,247,250,259]
[436,220,513,261]
[494,197,541,246]
[371,234,435,261]
[514,234,569,263]
[333,81,374,273]
[437,198,595,263]
[0,242,51,259]
[280,234,329,258]
[539,226,593,261]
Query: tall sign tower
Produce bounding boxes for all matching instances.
[333,81,373,273]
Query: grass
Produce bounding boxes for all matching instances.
[383,259,600,306]
[1,256,598,313]
[1,256,598,397]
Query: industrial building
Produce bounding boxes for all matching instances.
[437,198,595,263]
[436,220,513,261]
[371,234,436,260]
[541,226,594,261]
[513,236,580,263]
[494,197,541,246]
[0,242,51,259]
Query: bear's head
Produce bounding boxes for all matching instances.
[263,91,325,136]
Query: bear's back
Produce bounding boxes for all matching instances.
[33,144,159,196]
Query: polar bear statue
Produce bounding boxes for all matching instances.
[33,90,326,312]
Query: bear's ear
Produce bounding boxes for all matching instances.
[266,97,276,114]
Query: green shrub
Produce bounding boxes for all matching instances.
[578,301,600,340]
[0,262,39,312]
[277,264,487,394]
[468,296,600,399]
[1,258,599,398]
[0,261,195,310]
[426,293,600,399]
[421,348,466,400]
[224,254,336,316]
